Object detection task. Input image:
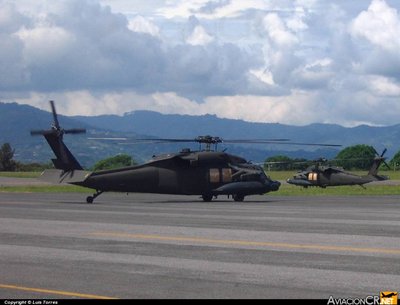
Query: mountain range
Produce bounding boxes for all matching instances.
[1,102,399,168]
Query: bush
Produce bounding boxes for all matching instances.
[92,154,136,171]
[0,143,17,171]
[335,144,376,170]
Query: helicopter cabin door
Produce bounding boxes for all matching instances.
[308,172,319,184]
[208,168,232,185]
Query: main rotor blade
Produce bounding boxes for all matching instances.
[132,138,196,143]
[223,140,340,147]
[64,128,86,134]
[88,136,341,147]
[221,139,290,143]
[88,137,195,143]
[281,142,341,147]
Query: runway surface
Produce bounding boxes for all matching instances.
[0,192,399,299]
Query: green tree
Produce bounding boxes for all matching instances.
[0,143,17,171]
[92,154,136,171]
[335,144,376,170]
[389,151,400,170]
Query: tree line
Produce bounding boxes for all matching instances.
[1,142,399,172]
[266,144,395,171]
[0,142,136,172]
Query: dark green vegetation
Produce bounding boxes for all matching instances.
[0,142,51,172]
[92,154,136,171]
[0,143,16,171]
[0,142,137,172]
[389,150,400,170]
[335,145,377,170]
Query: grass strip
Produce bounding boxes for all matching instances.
[0,185,91,193]
[1,183,399,196]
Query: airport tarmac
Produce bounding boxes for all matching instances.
[0,192,399,299]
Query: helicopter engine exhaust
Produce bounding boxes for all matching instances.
[286,178,313,187]
[213,180,281,195]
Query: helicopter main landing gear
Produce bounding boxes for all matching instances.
[233,194,245,202]
[86,190,104,204]
[202,194,214,202]
[202,194,246,202]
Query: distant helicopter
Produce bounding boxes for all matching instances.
[31,101,340,203]
[286,150,390,188]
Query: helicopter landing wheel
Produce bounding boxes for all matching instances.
[202,194,213,202]
[86,190,104,204]
[233,194,244,202]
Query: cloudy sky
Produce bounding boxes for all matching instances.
[1,0,400,127]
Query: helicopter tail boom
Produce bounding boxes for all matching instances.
[43,132,84,171]
[39,168,92,184]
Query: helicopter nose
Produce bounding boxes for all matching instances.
[270,180,281,191]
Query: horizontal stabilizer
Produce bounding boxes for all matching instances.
[39,169,92,184]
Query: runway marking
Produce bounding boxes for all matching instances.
[0,284,118,299]
[90,232,400,255]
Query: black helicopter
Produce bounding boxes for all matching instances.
[31,101,340,203]
[286,150,390,188]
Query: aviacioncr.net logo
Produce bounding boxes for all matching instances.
[328,292,398,305]
[380,292,398,305]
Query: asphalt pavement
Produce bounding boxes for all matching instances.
[0,192,399,299]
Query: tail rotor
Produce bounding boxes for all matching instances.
[372,147,390,170]
[31,100,86,138]
[30,100,85,171]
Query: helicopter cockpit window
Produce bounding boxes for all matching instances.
[222,168,232,182]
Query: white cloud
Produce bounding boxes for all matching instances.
[16,25,76,64]
[366,75,400,96]
[14,90,203,117]
[10,89,331,126]
[262,13,299,47]
[128,15,160,36]
[1,0,400,127]
[350,0,400,52]
[158,0,268,19]
[186,25,214,45]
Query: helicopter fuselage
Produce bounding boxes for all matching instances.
[74,150,281,201]
[287,166,388,188]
